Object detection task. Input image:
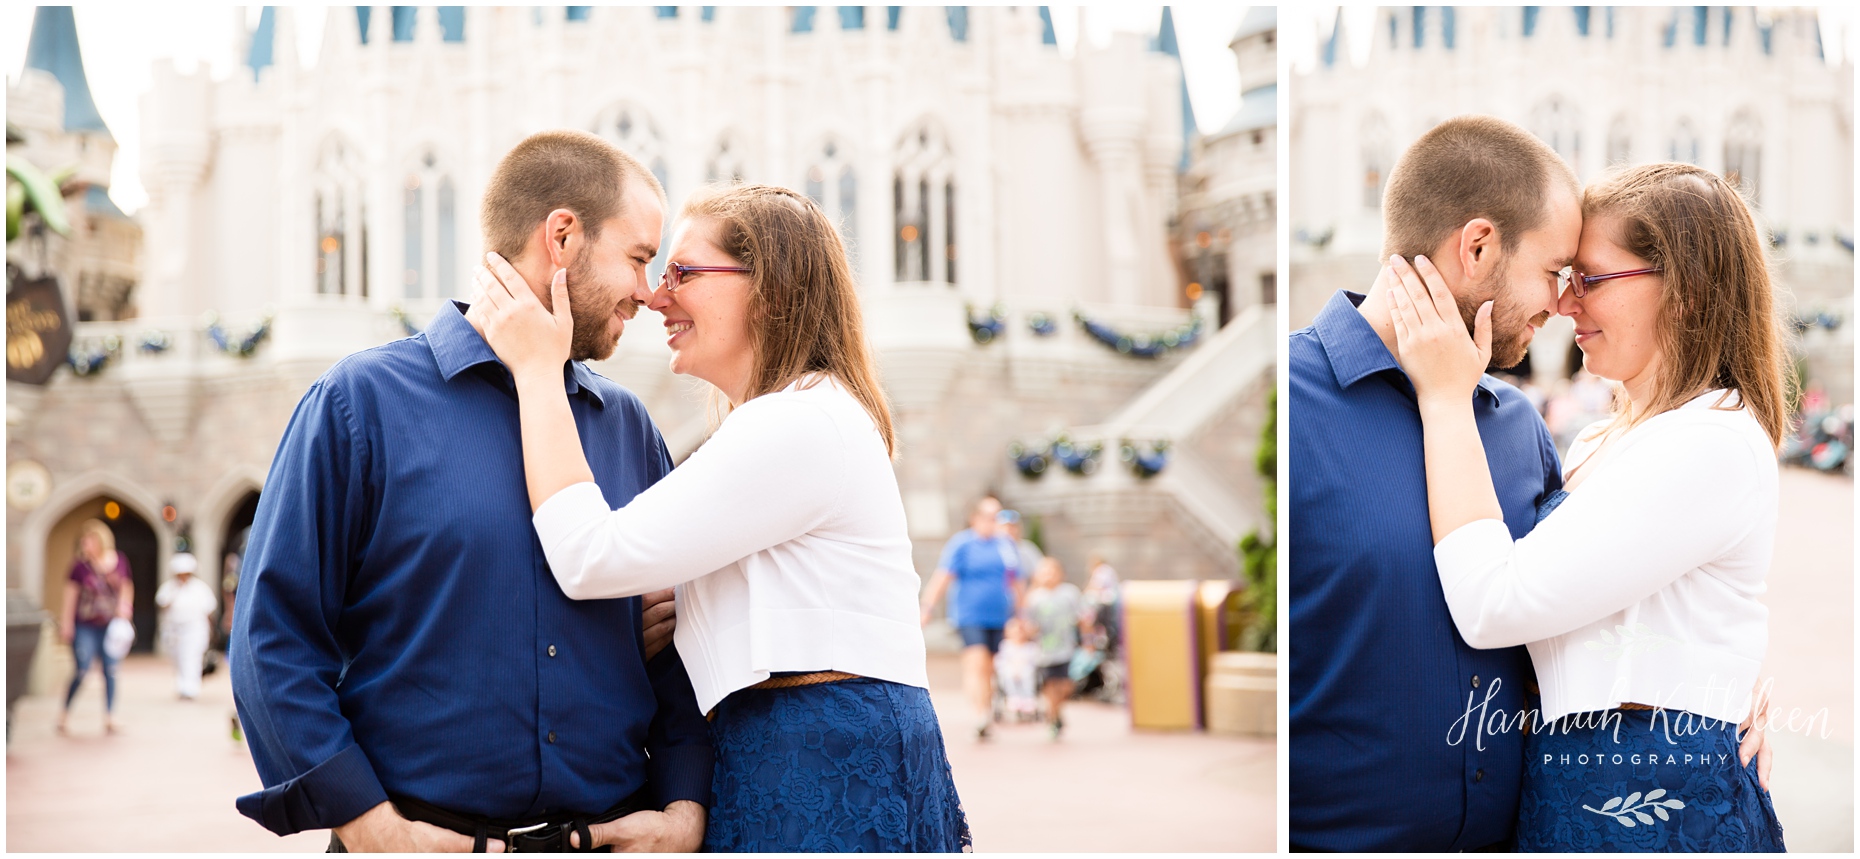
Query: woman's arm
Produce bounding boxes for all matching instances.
[1433,421,1764,647]
[920,571,953,626]
[60,579,78,643]
[473,261,596,511]
[1383,254,1505,543]
[533,396,851,598]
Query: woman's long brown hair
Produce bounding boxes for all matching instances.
[680,183,898,457]
[1583,163,1791,447]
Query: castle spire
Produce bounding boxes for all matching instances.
[1154,6,1195,170]
[23,6,112,139]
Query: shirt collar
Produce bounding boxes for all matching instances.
[425,300,606,408]
[1312,290,1498,405]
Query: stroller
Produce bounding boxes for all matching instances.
[992,621,1046,724]
[1069,599,1125,704]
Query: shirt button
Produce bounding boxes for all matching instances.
[1471,675,1481,688]
[548,645,557,657]
[1474,769,1485,783]
[547,731,557,744]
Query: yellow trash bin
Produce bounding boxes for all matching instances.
[1123,579,1247,730]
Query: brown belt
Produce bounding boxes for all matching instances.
[707,671,863,722]
[749,670,861,690]
[1618,702,1658,711]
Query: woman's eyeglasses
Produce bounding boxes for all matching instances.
[660,262,752,293]
[1560,266,1662,298]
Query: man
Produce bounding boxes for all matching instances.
[920,495,1020,739]
[231,130,711,852]
[155,552,217,700]
[996,509,1041,602]
[1288,115,1577,851]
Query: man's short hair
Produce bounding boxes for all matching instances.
[480,129,664,260]
[1380,115,1579,259]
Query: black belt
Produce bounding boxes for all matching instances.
[328,787,649,853]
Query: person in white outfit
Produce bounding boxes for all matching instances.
[156,553,218,700]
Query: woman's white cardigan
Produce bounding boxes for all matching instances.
[1434,391,1777,724]
[534,377,927,713]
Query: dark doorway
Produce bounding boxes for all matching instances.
[216,491,260,650]
[105,507,160,653]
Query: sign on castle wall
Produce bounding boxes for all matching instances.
[6,275,71,386]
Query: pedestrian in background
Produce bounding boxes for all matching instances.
[922,496,1020,739]
[57,519,133,735]
[997,509,1042,607]
[156,553,218,700]
[1023,558,1088,740]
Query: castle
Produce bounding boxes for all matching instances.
[7,6,1275,685]
[1290,6,1854,403]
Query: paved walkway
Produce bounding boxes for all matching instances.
[1757,467,1854,852]
[7,650,1274,852]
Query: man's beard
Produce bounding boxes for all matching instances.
[561,254,636,362]
[1454,268,1544,371]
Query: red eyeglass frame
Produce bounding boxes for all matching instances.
[660,262,752,292]
[1562,266,1662,298]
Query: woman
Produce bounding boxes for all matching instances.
[1385,163,1788,851]
[58,519,134,735]
[476,184,970,852]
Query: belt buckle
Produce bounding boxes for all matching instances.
[505,821,554,852]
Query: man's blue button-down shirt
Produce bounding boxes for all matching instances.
[1290,290,1561,852]
[231,301,713,836]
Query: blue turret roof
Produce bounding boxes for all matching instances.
[1154,7,1195,170]
[24,6,111,138]
[246,6,275,82]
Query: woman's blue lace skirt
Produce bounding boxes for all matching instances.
[702,677,973,852]
[1517,707,1784,852]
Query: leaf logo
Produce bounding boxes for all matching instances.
[1583,789,1686,827]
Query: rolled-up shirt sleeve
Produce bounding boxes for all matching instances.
[641,645,716,808]
[1434,421,1764,650]
[534,397,847,599]
[230,380,386,835]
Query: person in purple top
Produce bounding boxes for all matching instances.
[58,519,133,736]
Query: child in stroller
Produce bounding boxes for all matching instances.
[993,617,1042,723]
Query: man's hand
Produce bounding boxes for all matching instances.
[641,589,677,661]
[570,801,705,852]
[1738,684,1775,790]
[333,801,504,853]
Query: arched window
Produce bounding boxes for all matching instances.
[1531,96,1581,170]
[403,148,458,301]
[1669,118,1700,165]
[1360,113,1391,210]
[1606,115,1633,166]
[593,104,672,282]
[707,133,748,184]
[893,123,955,285]
[805,139,857,259]
[1724,110,1762,202]
[314,139,367,297]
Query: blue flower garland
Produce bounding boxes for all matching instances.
[1072,309,1203,358]
[66,335,121,377]
[1119,439,1171,478]
[1008,441,1050,478]
[966,303,1005,345]
[204,312,274,358]
[137,330,172,354]
[390,306,423,337]
[1026,311,1058,337]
